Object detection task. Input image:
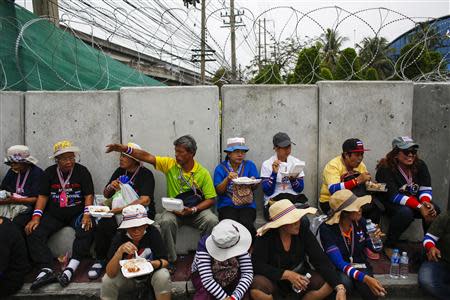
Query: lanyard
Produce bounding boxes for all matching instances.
[398,166,413,185]
[125,166,140,184]
[226,160,243,193]
[339,224,355,264]
[178,168,196,194]
[15,168,30,194]
[57,167,73,193]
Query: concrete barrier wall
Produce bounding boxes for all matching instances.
[120,86,220,212]
[318,81,414,198]
[221,85,319,214]
[24,91,121,193]
[413,83,450,211]
[0,92,24,177]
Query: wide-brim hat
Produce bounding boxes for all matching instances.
[4,145,38,165]
[118,204,154,229]
[205,219,251,262]
[50,140,80,159]
[224,137,249,153]
[326,189,372,225]
[257,200,317,236]
[122,142,142,162]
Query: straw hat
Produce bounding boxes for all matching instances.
[118,204,154,229]
[206,219,251,262]
[257,199,317,236]
[326,189,372,225]
[4,145,38,165]
[122,142,142,161]
[50,140,80,159]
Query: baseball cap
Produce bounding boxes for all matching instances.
[392,136,419,150]
[342,138,370,153]
[273,132,296,148]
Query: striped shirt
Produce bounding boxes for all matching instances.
[191,236,253,300]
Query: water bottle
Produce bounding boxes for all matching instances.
[400,252,409,279]
[366,219,383,251]
[292,272,312,293]
[389,249,400,279]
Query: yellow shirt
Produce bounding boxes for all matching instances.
[319,155,368,203]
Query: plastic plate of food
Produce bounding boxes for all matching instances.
[120,258,154,278]
[365,181,387,192]
[162,197,184,212]
[232,177,261,185]
[88,205,114,218]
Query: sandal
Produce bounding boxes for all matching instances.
[58,267,74,287]
[88,260,105,280]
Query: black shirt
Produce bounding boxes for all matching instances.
[107,167,156,219]
[40,163,94,216]
[0,217,31,288]
[107,225,167,262]
[252,217,341,291]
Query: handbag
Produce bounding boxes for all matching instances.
[221,161,254,206]
[211,257,240,288]
[176,169,204,208]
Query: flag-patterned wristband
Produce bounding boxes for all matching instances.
[84,206,90,214]
[125,146,133,155]
[33,209,43,218]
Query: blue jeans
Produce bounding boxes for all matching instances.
[418,261,450,300]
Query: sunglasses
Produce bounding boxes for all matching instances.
[400,148,418,156]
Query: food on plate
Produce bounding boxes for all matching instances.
[365,181,387,191]
[123,260,140,273]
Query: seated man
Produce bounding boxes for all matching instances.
[260,132,306,220]
[101,205,171,300]
[106,135,218,269]
[90,143,155,280]
[25,140,95,290]
[0,216,31,296]
[320,138,382,224]
[1,145,44,229]
[418,212,450,300]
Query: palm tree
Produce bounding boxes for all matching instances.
[357,36,395,79]
[319,28,348,69]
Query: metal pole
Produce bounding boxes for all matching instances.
[230,0,236,80]
[33,0,59,26]
[264,18,267,63]
[200,0,206,84]
[258,19,261,70]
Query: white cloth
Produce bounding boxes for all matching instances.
[260,155,305,205]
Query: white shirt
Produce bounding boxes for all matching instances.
[260,154,305,204]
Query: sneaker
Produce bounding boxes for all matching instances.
[365,247,380,260]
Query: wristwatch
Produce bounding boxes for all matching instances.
[191,206,198,214]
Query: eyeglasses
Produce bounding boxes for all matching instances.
[57,156,76,163]
[400,148,418,156]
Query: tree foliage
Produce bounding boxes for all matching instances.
[252,64,283,84]
[334,48,361,80]
[290,46,322,84]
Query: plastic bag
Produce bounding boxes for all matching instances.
[112,182,139,224]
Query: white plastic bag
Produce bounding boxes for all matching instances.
[112,183,139,224]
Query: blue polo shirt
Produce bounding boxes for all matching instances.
[213,160,259,209]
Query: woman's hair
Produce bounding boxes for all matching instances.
[376,147,420,174]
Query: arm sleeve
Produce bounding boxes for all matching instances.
[81,167,95,196]
[231,253,253,300]
[155,157,175,174]
[261,172,277,196]
[149,226,168,260]
[423,213,447,250]
[290,177,304,193]
[106,169,121,187]
[417,162,432,203]
[39,169,52,196]
[106,233,123,262]
[252,234,284,281]
[213,164,227,187]
[27,168,44,197]
[199,170,217,199]
[196,251,228,300]
[323,162,351,194]
[305,226,343,287]
[137,170,155,197]
[319,225,366,283]
[375,166,420,209]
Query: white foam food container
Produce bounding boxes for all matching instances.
[232,177,262,185]
[120,258,154,278]
[88,205,114,218]
[162,197,184,212]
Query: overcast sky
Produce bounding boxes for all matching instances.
[16,0,450,74]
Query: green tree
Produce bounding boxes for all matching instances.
[211,67,231,86]
[319,67,333,80]
[396,43,434,79]
[290,46,322,84]
[252,64,283,84]
[319,28,348,69]
[408,22,443,51]
[334,48,361,80]
[357,36,395,79]
[365,67,379,80]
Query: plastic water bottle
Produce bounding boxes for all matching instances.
[400,252,409,279]
[389,249,400,279]
[292,272,312,293]
[366,219,383,251]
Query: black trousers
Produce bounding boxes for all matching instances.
[27,210,95,269]
[218,206,256,238]
[383,201,440,248]
[0,278,24,297]
[95,217,118,260]
[339,269,378,300]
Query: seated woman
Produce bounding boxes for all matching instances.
[260,132,307,220]
[213,137,259,236]
[191,219,253,300]
[0,216,31,296]
[90,143,155,280]
[101,204,171,300]
[1,145,44,229]
[375,136,440,257]
[319,190,386,300]
[25,140,95,289]
[251,199,347,300]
